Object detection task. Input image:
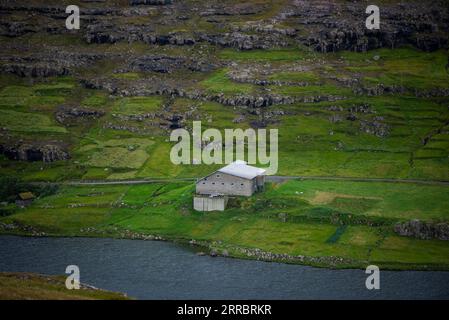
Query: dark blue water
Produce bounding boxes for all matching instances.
[0,235,448,299]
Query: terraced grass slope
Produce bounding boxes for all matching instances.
[0,46,448,181]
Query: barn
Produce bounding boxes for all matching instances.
[194,161,266,211]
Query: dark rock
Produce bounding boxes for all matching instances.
[55,106,105,125]
[130,0,173,5]
[349,104,372,114]
[0,21,37,37]
[360,118,390,137]
[394,220,449,241]
[0,63,69,78]
[209,250,218,257]
[280,0,449,53]
[130,55,182,73]
[199,3,266,16]
[0,52,103,78]
[0,142,70,163]
[199,32,288,50]
[327,105,344,112]
[2,1,447,52]
[329,114,343,123]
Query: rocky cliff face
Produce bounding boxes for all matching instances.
[0,1,447,83]
[285,0,449,52]
[1,1,447,53]
[0,1,446,96]
[0,142,70,163]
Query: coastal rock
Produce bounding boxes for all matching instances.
[209,250,218,257]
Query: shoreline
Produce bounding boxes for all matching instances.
[2,231,449,272]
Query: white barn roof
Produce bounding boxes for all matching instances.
[218,160,266,180]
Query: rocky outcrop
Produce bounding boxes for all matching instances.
[228,69,313,86]
[199,3,266,16]
[0,221,46,237]
[360,118,390,138]
[354,84,407,96]
[1,1,448,53]
[394,220,449,241]
[81,75,345,107]
[0,63,69,78]
[0,3,118,17]
[0,21,38,37]
[55,106,105,125]
[129,55,187,73]
[279,0,449,53]
[85,22,289,49]
[232,23,296,36]
[326,104,390,137]
[199,32,288,50]
[85,21,196,46]
[130,0,173,5]
[0,52,103,78]
[0,142,70,163]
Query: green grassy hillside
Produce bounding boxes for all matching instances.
[1,47,448,181]
[2,180,449,270]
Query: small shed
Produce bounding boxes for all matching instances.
[193,193,228,212]
[16,192,35,208]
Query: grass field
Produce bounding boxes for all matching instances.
[0,272,129,300]
[2,180,448,270]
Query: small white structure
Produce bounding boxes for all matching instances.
[193,193,228,212]
[194,161,266,211]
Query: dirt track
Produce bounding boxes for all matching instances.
[48,176,449,186]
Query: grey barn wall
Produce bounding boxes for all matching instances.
[196,172,257,197]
